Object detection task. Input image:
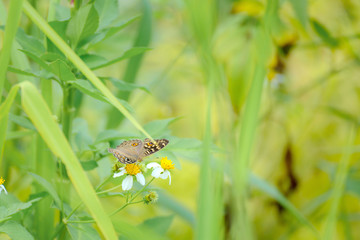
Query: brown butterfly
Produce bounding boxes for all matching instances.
[108,138,169,164]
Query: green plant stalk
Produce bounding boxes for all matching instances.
[111,177,155,216]
[0,0,24,103]
[19,81,118,240]
[196,80,215,240]
[61,86,74,139]
[0,86,20,176]
[22,1,153,141]
[66,177,155,224]
[184,0,222,239]
[34,135,55,239]
[33,79,56,240]
[322,127,355,240]
[0,0,24,174]
[107,0,152,128]
[231,27,270,239]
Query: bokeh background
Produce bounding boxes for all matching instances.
[1,0,360,239]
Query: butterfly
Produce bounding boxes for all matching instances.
[108,138,169,164]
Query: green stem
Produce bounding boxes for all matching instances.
[65,175,113,221]
[96,185,123,195]
[66,177,156,224]
[110,177,155,216]
[61,85,74,139]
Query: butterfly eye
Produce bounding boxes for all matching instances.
[132,143,138,147]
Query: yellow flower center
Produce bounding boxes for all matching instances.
[125,164,141,175]
[0,177,5,185]
[160,157,175,170]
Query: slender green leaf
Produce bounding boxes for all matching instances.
[80,54,108,69]
[0,0,24,102]
[311,20,339,48]
[0,86,20,170]
[66,223,101,240]
[143,117,180,136]
[89,16,140,46]
[19,81,117,240]
[0,86,20,122]
[47,20,69,55]
[92,47,151,70]
[49,59,76,82]
[23,0,153,142]
[107,0,152,128]
[6,130,34,140]
[106,77,150,93]
[8,113,36,130]
[7,66,40,78]
[0,221,34,240]
[0,0,6,24]
[66,4,99,47]
[0,196,41,220]
[288,0,308,28]
[16,28,45,55]
[81,160,98,171]
[322,128,355,240]
[29,173,62,208]
[250,174,318,235]
[327,106,359,125]
[20,50,53,72]
[69,80,108,103]
[69,80,134,113]
[94,0,118,30]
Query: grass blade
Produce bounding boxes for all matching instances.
[19,81,117,240]
[0,86,20,175]
[22,0,153,141]
[0,0,24,103]
[322,127,355,240]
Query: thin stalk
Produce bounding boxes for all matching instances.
[322,127,355,240]
[62,86,74,139]
[0,0,24,174]
[64,175,114,221]
[0,0,24,103]
[33,79,55,240]
[111,177,155,216]
[66,178,155,224]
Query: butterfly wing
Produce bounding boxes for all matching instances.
[108,139,143,164]
[140,138,169,159]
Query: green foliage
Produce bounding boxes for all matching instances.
[1,0,359,239]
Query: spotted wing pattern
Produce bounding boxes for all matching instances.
[108,138,169,164]
[141,138,169,158]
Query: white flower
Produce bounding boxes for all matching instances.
[147,157,175,185]
[113,164,145,191]
[0,177,8,195]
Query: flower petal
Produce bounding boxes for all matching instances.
[147,162,161,169]
[136,173,146,186]
[151,167,164,178]
[159,170,170,180]
[0,185,7,194]
[113,169,126,178]
[122,175,133,191]
[168,172,172,185]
